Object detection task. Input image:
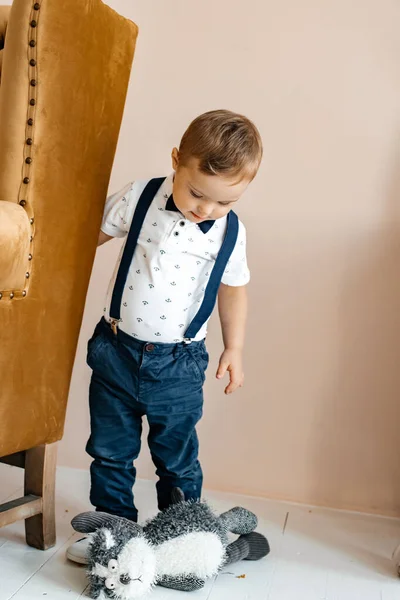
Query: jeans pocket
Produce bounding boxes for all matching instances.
[187,345,209,384]
[87,332,106,367]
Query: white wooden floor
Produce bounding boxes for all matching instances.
[1,465,400,600]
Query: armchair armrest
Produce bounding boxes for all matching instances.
[0,200,30,293]
[0,6,11,84]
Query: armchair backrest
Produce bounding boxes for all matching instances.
[0,0,138,457]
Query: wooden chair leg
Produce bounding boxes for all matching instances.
[24,444,57,550]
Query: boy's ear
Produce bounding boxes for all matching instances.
[171,147,179,170]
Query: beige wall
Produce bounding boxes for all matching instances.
[58,0,400,516]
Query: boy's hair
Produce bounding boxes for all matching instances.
[178,109,263,181]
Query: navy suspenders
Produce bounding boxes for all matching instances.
[109,178,239,342]
[109,178,165,331]
[184,210,238,340]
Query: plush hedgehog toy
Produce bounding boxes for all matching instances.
[71,488,270,599]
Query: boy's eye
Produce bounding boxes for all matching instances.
[190,190,203,199]
[219,201,232,206]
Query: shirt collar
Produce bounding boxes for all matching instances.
[165,193,215,234]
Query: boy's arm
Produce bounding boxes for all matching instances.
[98,230,113,246]
[98,181,135,247]
[217,283,248,395]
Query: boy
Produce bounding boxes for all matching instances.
[67,109,262,564]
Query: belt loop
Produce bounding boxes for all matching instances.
[110,318,121,336]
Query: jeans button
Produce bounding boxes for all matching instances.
[145,343,155,352]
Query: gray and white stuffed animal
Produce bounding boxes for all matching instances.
[71,488,270,599]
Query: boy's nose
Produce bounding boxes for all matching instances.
[197,202,213,217]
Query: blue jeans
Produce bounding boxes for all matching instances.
[85,318,208,521]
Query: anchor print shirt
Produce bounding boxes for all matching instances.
[101,173,250,343]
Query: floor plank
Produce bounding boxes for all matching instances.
[266,505,400,600]
[0,467,89,600]
[0,466,399,600]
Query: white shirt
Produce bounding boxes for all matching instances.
[101,173,250,343]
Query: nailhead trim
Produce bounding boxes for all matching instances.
[1,1,43,301]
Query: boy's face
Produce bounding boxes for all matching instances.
[171,149,250,223]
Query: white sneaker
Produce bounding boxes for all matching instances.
[392,542,400,576]
[66,536,91,565]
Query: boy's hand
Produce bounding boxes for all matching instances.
[216,349,244,395]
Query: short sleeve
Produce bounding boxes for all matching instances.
[221,220,250,286]
[101,182,135,238]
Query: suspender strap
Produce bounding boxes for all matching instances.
[109,177,166,325]
[109,176,239,341]
[183,210,239,342]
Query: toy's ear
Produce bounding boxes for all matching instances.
[72,511,114,533]
[171,487,186,504]
[71,511,142,535]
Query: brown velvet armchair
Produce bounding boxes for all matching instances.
[0,0,137,549]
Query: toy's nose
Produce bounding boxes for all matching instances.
[120,574,131,585]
